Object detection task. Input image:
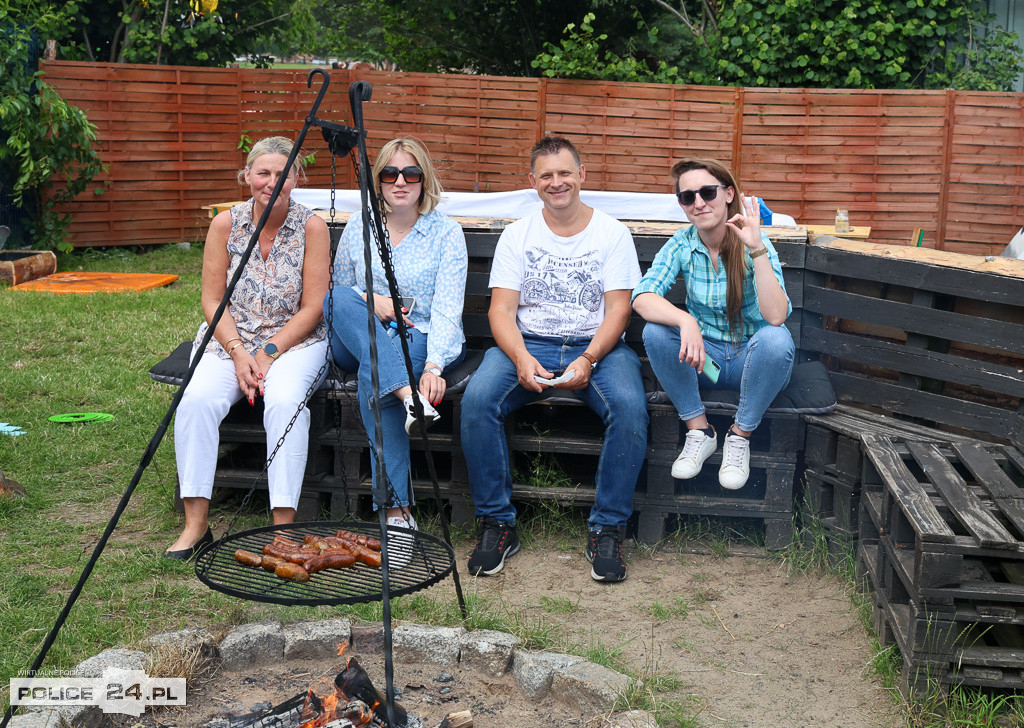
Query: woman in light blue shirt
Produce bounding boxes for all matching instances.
[325,137,467,541]
[632,158,794,491]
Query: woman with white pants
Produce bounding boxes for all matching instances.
[166,136,329,559]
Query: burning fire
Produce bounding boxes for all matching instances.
[300,689,336,728]
[294,657,405,728]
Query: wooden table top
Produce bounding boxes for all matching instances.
[804,224,872,240]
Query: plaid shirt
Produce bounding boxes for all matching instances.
[631,225,790,343]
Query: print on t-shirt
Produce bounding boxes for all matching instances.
[521,246,604,335]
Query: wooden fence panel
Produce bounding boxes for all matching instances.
[351,72,542,193]
[543,82,738,192]
[43,62,243,247]
[947,92,1024,256]
[38,62,1024,255]
[741,89,949,249]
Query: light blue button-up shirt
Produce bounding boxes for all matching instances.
[333,209,468,369]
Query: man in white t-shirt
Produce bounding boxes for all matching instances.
[461,136,648,583]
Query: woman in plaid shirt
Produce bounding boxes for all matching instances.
[632,158,794,490]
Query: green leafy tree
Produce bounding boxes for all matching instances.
[1,2,106,251]
[310,0,653,75]
[532,11,680,83]
[59,0,307,66]
[651,0,1023,90]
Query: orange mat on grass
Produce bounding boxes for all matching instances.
[12,271,179,293]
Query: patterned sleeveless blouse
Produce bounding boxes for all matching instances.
[195,197,326,359]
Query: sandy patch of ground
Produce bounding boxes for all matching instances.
[127,537,899,728]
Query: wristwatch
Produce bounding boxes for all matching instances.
[424,366,442,377]
[263,342,281,359]
[580,351,598,370]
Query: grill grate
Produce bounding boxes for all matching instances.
[195,521,455,606]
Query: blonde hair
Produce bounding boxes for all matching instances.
[372,137,443,214]
[237,136,306,185]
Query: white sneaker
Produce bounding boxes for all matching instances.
[404,393,440,436]
[385,514,417,568]
[719,431,751,490]
[671,428,717,479]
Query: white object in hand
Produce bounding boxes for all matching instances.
[535,370,578,386]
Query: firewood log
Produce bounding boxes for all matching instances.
[334,657,408,727]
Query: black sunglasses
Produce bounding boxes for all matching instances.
[379,165,424,184]
[676,184,728,206]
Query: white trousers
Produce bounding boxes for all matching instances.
[174,339,328,509]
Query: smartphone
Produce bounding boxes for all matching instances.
[701,355,721,383]
[400,296,416,315]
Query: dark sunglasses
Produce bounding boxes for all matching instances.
[379,165,424,184]
[675,184,728,206]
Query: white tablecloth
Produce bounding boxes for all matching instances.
[291,188,796,226]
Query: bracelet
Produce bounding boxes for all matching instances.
[227,341,245,355]
[224,337,242,349]
[580,351,598,370]
[749,246,768,259]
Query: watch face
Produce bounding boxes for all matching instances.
[265,343,278,357]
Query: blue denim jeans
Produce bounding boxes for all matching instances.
[642,322,795,432]
[325,286,465,506]
[460,334,648,529]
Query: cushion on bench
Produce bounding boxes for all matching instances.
[149,341,485,395]
[149,341,193,386]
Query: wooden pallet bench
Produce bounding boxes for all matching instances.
[854,432,1024,695]
[801,237,1024,449]
[320,367,824,548]
[150,220,835,547]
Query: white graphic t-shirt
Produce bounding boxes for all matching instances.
[488,208,641,337]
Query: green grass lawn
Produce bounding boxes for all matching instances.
[0,245,563,714]
[0,245,365,703]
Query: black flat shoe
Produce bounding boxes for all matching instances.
[163,527,213,561]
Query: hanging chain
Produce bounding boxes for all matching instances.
[329,151,337,223]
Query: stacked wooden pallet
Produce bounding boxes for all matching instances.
[855,433,1024,696]
[801,405,986,558]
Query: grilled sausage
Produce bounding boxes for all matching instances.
[275,562,310,582]
[335,530,382,551]
[234,549,262,567]
[261,555,285,571]
[273,535,303,549]
[305,552,357,574]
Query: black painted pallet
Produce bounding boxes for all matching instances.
[802,241,1024,445]
[858,540,1024,695]
[854,433,1024,694]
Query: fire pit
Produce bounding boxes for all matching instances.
[227,657,473,728]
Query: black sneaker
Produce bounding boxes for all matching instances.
[467,517,520,576]
[586,526,626,582]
